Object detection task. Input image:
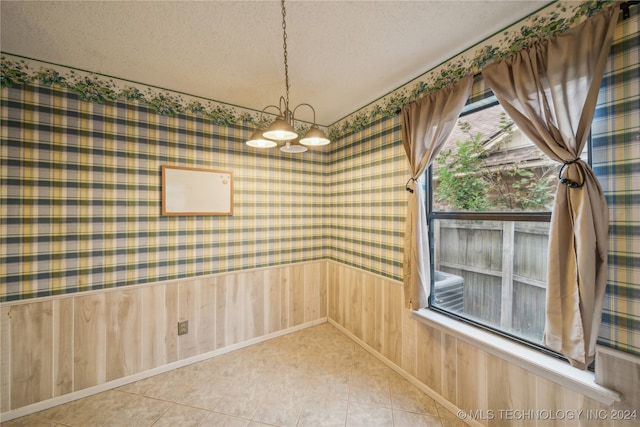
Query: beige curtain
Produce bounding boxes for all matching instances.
[400,75,473,309]
[482,6,619,369]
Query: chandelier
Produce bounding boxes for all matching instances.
[246,0,330,153]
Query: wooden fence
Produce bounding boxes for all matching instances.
[433,220,548,342]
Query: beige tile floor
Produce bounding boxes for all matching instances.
[2,323,467,427]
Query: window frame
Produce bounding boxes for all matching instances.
[425,90,592,362]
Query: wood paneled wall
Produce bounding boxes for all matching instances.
[3,259,638,426]
[0,261,327,415]
[327,261,639,427]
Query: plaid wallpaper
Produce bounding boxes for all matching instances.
[327,115,407,282]
[0,85,328,301]
[593,11,639,356]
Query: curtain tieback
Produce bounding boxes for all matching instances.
[558,158,585,188]
[405,177,417,193]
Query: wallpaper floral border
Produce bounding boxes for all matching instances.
[0,57,280,130]
[0,0,613,140]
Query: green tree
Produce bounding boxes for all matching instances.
[434,122,489,211]
[478,115,556,211]
[434,116,556,212]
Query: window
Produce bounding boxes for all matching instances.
[427,92,587,349]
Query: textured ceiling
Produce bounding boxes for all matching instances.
[1,0,550,125]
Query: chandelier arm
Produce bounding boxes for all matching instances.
[260,104,283,118]
[278,96,288,116]
[291,103,317,125]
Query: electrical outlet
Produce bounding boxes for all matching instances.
[178,320,188,335]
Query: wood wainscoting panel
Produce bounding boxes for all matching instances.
[106,289,142,381]
[285,264,305,328]
[327,262,352,340]
[372,275,384,354]
[596,348,640,415]
[442,334,457,404]
[486,353,536,427]
[333,264,348,329]
[319,261,328,319]
[224,272,245,347]
[264,268,282,334]
[415,320,442,396]
[347,266,363,340]
[327,262,404,368]
[381,278,402,367]
[280,265,290,330]
[455,340,488,415]
[196,277,218,354]
[178,278,202,360]
[243,269,266,340]
[52,298,74,397]
[327,261,339,325]
[74,293,106,391]
[1,305,11,413]
[141,283,178,370]
[8,301,54,409]
[215,275,228,350]
[179,276,220,358]
[535,376,583,427]
[402,307,418,378]
[361,273,375,349]
[303,261,323,324]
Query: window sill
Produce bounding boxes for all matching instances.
[412,308,620,405]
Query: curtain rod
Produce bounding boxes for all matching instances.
[620,1,639,19]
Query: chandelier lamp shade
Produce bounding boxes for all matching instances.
[245,130,278,148]
[246,0,330,153]
[299,123,330,146]
[262,107,298,141]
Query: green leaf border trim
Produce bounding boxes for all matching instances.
[0,1,611,141]
[0,58,278,130]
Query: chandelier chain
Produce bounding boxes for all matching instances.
[281,0,289,107]
[246,0,329,150]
